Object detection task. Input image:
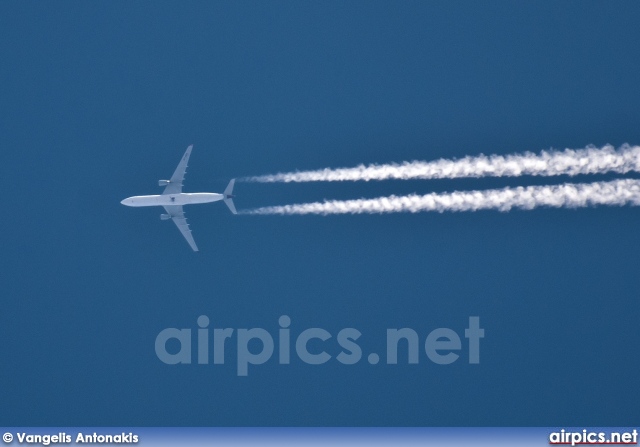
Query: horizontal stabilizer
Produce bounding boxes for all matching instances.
[223,179,237,215]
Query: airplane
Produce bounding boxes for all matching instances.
[121,145,236,251]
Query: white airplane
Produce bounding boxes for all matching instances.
[121,145,236,251]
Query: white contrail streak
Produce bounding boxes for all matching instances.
[242,179,640,215]
[243,144,640,183]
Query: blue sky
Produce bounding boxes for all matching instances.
[1,1,639,426]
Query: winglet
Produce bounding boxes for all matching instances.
[223,179,237,215]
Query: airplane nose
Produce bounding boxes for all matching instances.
[121,198,131,206]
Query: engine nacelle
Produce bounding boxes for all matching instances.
[160,214,171,220]
[159,180,170,186]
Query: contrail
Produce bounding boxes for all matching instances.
[241,179,640,215]
[243,144,640,183]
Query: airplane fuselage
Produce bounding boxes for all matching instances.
[121,193,223,207]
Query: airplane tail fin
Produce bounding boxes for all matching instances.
[223,179,237,215]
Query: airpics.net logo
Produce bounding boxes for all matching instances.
[155,316,484,376]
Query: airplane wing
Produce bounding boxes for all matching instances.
[163,145,193,195]
[163,205,199,252]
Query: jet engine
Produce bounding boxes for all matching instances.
[159,180,170,186]
[160,214,171,220]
